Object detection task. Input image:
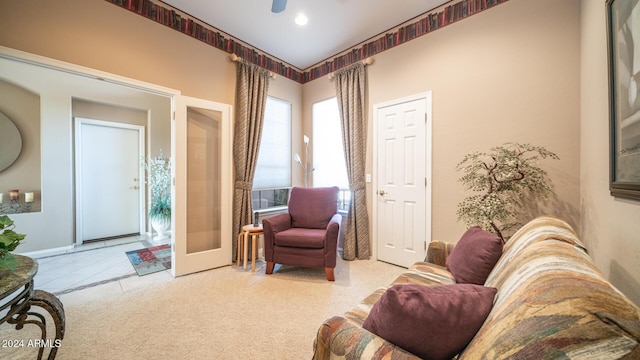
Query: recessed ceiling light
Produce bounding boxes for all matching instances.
[295,13,308,26]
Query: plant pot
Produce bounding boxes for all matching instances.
[150,216,171,240]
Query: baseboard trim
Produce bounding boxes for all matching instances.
[18,245,75,259]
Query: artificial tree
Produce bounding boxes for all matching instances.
[456,142,559,242]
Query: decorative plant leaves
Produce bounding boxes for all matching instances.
[0,215,26,271]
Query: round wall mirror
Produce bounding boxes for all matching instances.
[0,111,23,173]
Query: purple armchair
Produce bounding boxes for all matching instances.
[262,187,342,281]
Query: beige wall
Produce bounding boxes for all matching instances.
[0,80,41,211]
[581,1,640,305]
[304,0,581,245]
[0,0,234,104]
[73,100,147,127]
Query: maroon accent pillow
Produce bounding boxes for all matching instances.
[288,187,339,229]
[363,284,497,360]
[446,226,503,285]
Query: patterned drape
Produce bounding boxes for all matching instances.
[232,61,270,261]
[334,62,370,260]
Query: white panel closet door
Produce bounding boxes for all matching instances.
[374,93,432,267]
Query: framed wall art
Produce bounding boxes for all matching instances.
[607,0,640,200]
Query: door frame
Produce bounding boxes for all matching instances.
[372,92,433,262]
[74,118,146,245]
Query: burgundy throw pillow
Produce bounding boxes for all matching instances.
[446,226,503,285]
[363,284,497,360]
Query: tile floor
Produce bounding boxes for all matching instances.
[30,235,171,296]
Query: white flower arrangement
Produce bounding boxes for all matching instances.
[141,152,172,220]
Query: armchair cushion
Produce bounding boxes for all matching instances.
[275,228,326,249]
[288,187,339,229]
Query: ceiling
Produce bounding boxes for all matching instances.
[161,0,451,70]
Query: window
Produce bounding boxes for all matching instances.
[252,97,291,210]
[312,97,350,210]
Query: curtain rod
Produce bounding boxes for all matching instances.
[230,54,277,79]
[327,57,374,80]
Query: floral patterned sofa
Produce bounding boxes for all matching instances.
[313,216,640,359]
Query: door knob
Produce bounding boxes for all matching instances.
[378,190,387,196]
[130,185,139,190]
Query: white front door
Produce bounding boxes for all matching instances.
[75,118,145,243]
[173,96,232,276]
[374,93,432,268]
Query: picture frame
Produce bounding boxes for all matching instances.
[607,0,640,201]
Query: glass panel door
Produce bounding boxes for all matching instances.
[173,96,232,276]
[187,107,221,254]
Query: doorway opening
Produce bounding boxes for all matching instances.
[0,48,177,295]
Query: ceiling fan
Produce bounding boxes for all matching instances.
[271,0,287,13]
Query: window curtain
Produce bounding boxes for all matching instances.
[334,62,370,260]
[232,61,270,261]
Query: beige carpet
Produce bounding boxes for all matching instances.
[0,257,405,360]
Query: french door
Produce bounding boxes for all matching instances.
[172,96,232,276]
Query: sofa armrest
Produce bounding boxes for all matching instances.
[328,213,342,226]
[326,213,342,246]
[262,213,291,234]
[323,213,342,268]
[262,213,292,262]
[313,316,421,360]
[425,241,455,267]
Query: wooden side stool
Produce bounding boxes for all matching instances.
[237,224,264,272]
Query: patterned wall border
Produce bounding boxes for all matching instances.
[305,0,509,82]
[106,0,509,84]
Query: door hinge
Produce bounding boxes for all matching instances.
[172,111,176,121]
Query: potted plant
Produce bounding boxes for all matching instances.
[0,215,26,272]
[142,152,172,239]
[456,142,559,242]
